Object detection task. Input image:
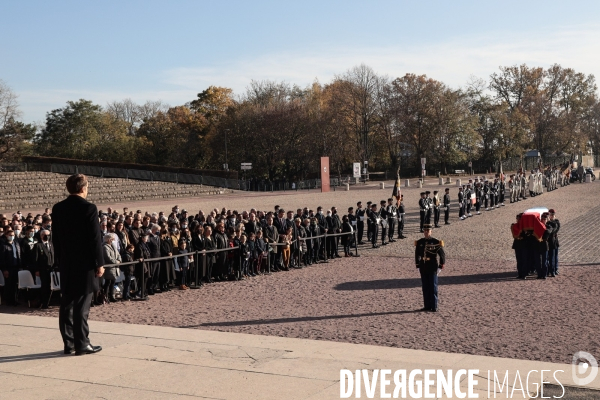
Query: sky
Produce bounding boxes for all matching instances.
[2,0,600,123]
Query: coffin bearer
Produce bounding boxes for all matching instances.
[415,224,445,312]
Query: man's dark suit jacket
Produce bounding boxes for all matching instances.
[52,195,104,296]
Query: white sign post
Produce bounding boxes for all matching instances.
[241,162,252,171]
[353,163,361,178]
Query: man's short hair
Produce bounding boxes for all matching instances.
[66,174,88,195]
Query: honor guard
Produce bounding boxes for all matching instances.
[432,191,441,228]
[366,201,373,241]
[458,186,465,220]
[397,195,406,239]
[443,188,450,225]
[415,224,445,312]
[386,198,397,243]
[369,203,380,248]
[424,191,432,224]
[418,193,427,232]
[378,200,389,246]
[356,201,366,245]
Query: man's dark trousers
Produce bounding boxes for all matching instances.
[419,269,438,310]
[59,291,93,350]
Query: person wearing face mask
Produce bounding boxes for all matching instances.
[21,226,39,284]
[35,229,55,308]
[1,229,22,306]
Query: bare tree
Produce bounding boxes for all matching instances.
[0,79,21,130]
[106,99,169,135]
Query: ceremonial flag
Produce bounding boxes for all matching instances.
[392,174,401,204]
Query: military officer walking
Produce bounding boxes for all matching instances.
[415,224,445,312]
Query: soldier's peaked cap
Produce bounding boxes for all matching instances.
[423,224,433,230]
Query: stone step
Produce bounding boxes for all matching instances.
[0,171,232,213]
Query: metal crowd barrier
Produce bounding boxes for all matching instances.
[103,231,359,299]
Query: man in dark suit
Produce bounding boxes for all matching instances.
[35,229,55,309]
[1,229,22,306]
[52,174,104,356]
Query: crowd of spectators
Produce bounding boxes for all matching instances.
[2,200,399,307]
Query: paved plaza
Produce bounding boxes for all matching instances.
[1,314,598,399]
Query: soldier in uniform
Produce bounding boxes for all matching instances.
[424,191,432,225]
[432,191,441,228]
[356,201,366,245]
[458,186,465,220]
[443,188,450,225]
[378,200,389,246]
[386,198,397,243]
[369,203,380,248]
[397,195,407,239]
[474,182,482,215]
[418,192,427,232]
[366,201,373,242]
[546,209,560,277]
[464,184,473,217]
[511,213,527,279]
[415,224,445,312]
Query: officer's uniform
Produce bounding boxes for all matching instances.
[415,225,445,311]
[356,206,365,244]
[397,199,406,238]
[418,194,427,232]
[386,202,397,242]
[369,206,380,248]
[424,192,432,224]
[443,191,450,224]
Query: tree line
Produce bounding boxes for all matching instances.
[1,63,599,180]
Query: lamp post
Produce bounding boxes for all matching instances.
[224,129,229,171]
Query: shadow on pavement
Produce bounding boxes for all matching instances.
[184,309,422,328]
[0,351,66,364]
[334,271,517,291]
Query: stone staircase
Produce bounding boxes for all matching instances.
[0,172,232,212]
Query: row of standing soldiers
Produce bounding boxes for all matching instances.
[355,198,407,248]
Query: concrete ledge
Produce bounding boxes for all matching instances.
[0,314,597,399]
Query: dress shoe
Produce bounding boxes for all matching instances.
[428,308,438,312]
[445,222,450,225]
[75,344,102,355]
[536,276,547,280]
[358,241,365,245]
[64,347,75,355]
[399,235,407,239]
[372,245,380,249]
[420,307,431,311]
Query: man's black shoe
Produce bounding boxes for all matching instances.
[399,235,407,239]
[64,347,75,355]
[428,308,438,312]
[420,307,430,311]
[358,241,365,245]
[536,276,547,280]
[147,289,155,295]
[75,345,102,355]
[382,242,388,245]
[372,245,380,249]
[445,222,450,225]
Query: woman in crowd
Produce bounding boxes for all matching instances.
[159,228,174,292]
[102,233,121,303]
